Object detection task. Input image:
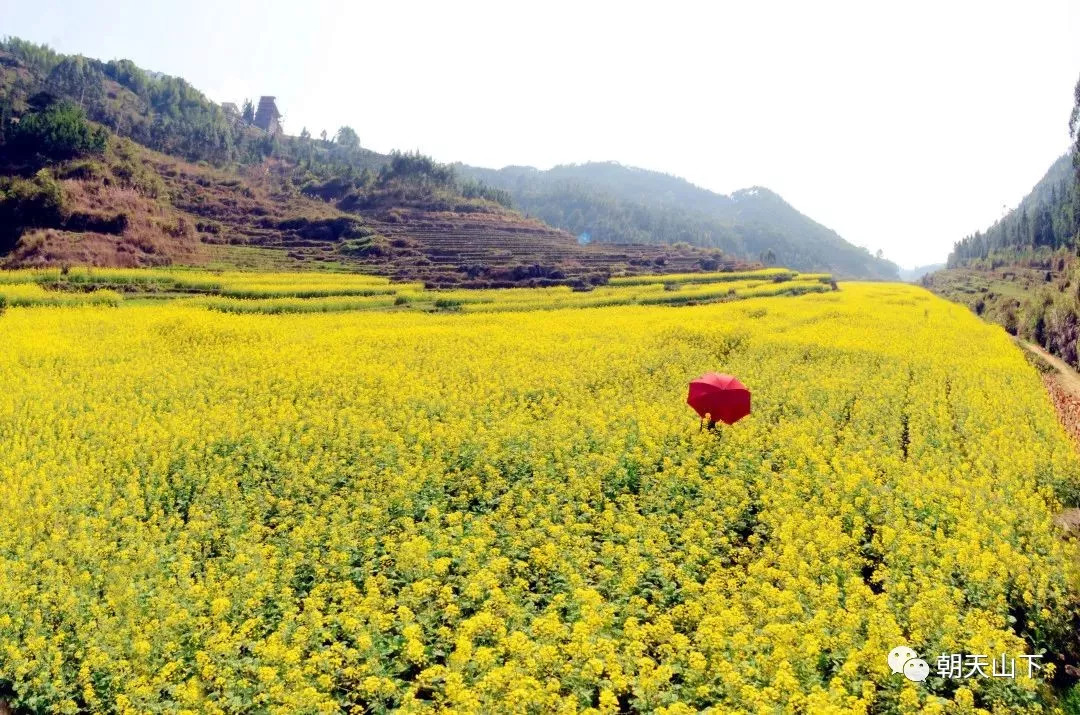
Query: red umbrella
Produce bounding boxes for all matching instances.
[687,373,751,426]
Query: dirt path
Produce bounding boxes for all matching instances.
[1019,341,1080,530]
[1019,340,1080,443]
[1022,341,1080,396]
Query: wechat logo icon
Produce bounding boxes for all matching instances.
[889,646,930,682]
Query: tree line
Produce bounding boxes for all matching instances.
[948,76,1080,267]
[941,75,1080,373]
[948,156,1078,267]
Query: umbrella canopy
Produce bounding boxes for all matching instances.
[687,373,751,425]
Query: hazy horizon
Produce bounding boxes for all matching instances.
[5,0,1079,268]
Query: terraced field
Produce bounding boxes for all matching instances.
[361,210,728,287]
[7,144,737,288]
[0,267,828,313]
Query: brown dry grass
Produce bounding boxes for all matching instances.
[6,174,204,267]
[4,140,749,284]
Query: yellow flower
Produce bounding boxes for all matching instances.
[0,272,1073,712]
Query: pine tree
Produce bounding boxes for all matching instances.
[334,126,359,150]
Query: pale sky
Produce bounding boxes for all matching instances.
[4,0,1079,267]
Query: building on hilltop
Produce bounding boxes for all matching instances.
[253,96,282,136]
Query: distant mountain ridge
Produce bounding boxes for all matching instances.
[460,161,899,279]
[899,263,945,281]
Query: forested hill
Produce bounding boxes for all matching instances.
[459,162,900,279]
[948,152,1078,267]
[0,34,888,281]
[1,37,736,284]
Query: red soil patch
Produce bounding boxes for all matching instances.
[1044,375,1080,446]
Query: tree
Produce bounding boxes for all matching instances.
[759,248,777,265]
[334,125,360,150]
[0,96,11,146]
[381,151,454,185]
[0,170,66,254]
[8,100,107,161]
[0,37,61,75]
[242,99,255,124]
[299,127,311,141]
[262,129,282,157]
[45,56,106,112]
[104,59,149,98]
[320,129,328,143]
[1072,73,1080,238]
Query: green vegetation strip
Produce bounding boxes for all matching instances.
[0,268,834,313]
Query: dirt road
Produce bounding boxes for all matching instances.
[1020,341,1080,529]
[1023,340,1080,396]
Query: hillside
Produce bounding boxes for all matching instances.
[925,145,1080,368]
[460,161,900,279]
[947,152,1077,267]
[0,39,733,287]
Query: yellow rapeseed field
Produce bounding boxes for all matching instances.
[0,278,1077,713]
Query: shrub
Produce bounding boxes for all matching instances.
[55,159,107,181]
[459,178,512,208]
[110,160,164,198]
[1046,302,1080,366]
[381,150,455,186]
[337,237,387,257]
[1000,306,1019,335]
[1020,300,1048,344]
[8,100,107,162]
[275,216,366,241]
[0,170,66,253]
[65,211,129,235]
